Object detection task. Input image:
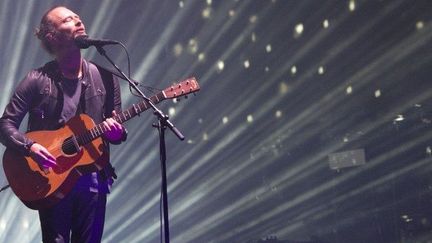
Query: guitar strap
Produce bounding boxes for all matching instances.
[76,60,114,118]
[75,61,89,117]
[75,83,87,116]
[77,61,118,182]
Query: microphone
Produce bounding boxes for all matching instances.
[74,35,119,49]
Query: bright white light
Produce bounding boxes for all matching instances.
[198,52,206,62]
[247,115,254,123]
[0,219,6,230]
[266,44,272,53]
[346,86,353,94]
[349,0,356,11]
[318,66,325,75]
[173,43,183,56]
[217,60,225,71]
[275,110,282,118]
[229,10,235,17]
[294,23,304,37]
[394,114,404,122]
[22,220,29,229]
[251,32,257,42]
[222,116,229,124]
[202,7,211,19]
[323,19,329,28]
[244,60,250,69]
[416,21,424,30]
[179,1,184,8]
[291,65,297,75]
[169,107,176,117]
[375,89,381,98]
[203,132,209,141]
[265,66,270,72]
[188,38,198,54]
[206,0,212,5]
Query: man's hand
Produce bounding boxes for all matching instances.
[102,110,124,142]
[29,143,57,169]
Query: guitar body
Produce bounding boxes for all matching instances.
[2,114,108,210]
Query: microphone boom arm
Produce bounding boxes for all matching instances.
[94,46,185,140]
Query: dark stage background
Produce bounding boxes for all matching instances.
[1,0,432,242]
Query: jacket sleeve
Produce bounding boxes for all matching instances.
[0,73,37,155]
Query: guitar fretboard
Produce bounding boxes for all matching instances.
[76,91,165,146]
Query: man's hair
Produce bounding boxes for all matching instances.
[35,5,63,54]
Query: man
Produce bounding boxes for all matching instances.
[0,6,127,243]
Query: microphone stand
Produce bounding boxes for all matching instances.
[95,45,184,243]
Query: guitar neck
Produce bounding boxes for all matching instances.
[75,77,199,146]
[76,92,165,146]
[115,92,165,124]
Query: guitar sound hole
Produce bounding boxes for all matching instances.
[62,136,79,156]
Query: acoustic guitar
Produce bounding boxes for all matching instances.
[2,77,200,210]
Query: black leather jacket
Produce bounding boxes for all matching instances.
[0,59,126,157]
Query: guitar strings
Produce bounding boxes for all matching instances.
[49,126,104,157]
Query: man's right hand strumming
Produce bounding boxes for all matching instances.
[29,143,57,170]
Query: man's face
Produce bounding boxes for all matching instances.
[46,7,87,50]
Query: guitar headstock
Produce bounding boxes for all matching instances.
[163,77,200,99]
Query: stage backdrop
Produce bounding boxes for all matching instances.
[1,0,432,242]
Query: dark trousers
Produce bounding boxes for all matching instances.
[38,187,107,243]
